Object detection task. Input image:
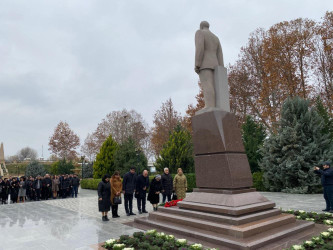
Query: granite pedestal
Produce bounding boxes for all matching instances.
[134,110,314,249]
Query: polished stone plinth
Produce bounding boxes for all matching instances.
[134,110,316,249]
[192,110,253,189]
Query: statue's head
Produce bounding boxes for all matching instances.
[200,21,210,30]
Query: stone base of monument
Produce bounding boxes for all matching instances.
[133,189,314,249]
[134,110,314,249]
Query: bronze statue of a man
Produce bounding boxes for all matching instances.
[195,21,224,110]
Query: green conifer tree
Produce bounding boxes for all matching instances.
[155,124,194,174]
[242,116,266,173]
[25,161,46,177]
[57,159,74,174]
[93,135,118,178]
[315,97,333,140]
[260,97,333,193]
[114,137,148,176]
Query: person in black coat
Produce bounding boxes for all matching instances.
[10,177,19,203]
[98,174,111,221]
[148,175,163,211]
[136,170,149,214]
[33,176,42,201]
[26,176,32,201]
[43,174,52,200]
[28,177,35,201]
[59,175,64,198]
[61,176,70,198]
[315,162,333,212]
[161,168,173,203]
[71,174,80,198]
[1,178,9,204]
[122,167,137,216]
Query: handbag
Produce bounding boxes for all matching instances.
[113,196,122,204]
[172,192,177,200]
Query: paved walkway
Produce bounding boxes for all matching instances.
[0,189,327,250]
[261,192,325,213]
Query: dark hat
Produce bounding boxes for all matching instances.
[323,161,331,167]
[130,166,136,171]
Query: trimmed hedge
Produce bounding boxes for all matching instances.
[81,178,101,190]
[81,173,197,191]
[81,173,264,192]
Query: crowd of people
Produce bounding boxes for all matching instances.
[0,174,80,204]
[98,167,187,221]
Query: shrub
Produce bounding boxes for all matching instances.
[80,178,100,190]
[252,172,267,191]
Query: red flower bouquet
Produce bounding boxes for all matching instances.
[164,199,183,207]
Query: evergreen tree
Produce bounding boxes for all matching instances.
[50,159,74,174]
[315,97,333,140]
[82,163,94,179]
[57,159,74,174]
[25,161,46,177]
[114,137,148,176]
[242,116,266,173]
[260,97,333,193]
[155,124,194,174]
[50,161,59,175]
[93,135,118,178]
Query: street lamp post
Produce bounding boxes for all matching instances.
[81,156,85,179]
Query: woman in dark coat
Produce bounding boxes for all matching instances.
[98,174,111,221]
[147,175,163,211]
[10,177,19,204]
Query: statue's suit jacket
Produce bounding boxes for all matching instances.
[195,29,224,70]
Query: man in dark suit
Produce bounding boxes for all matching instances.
[33,176,42,201]
[314,162,333,212]
[122,166,137,216]
[136,170,149,214]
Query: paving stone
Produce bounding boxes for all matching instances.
[0,188,328,249]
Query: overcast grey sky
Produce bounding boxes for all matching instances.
[0,0,331,158]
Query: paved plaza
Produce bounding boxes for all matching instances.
[0,189,328,250]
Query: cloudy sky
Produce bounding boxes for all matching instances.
[0,0,331,158]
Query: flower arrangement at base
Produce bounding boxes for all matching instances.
[282,208,333,224]
[287,228,333,249]
[103,230,215,249]
[164,199,183,207]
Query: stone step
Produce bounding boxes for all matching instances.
[133,216,314,250]
[158,206,281,225]
[178,200,276,215]
[149,211,295,238]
